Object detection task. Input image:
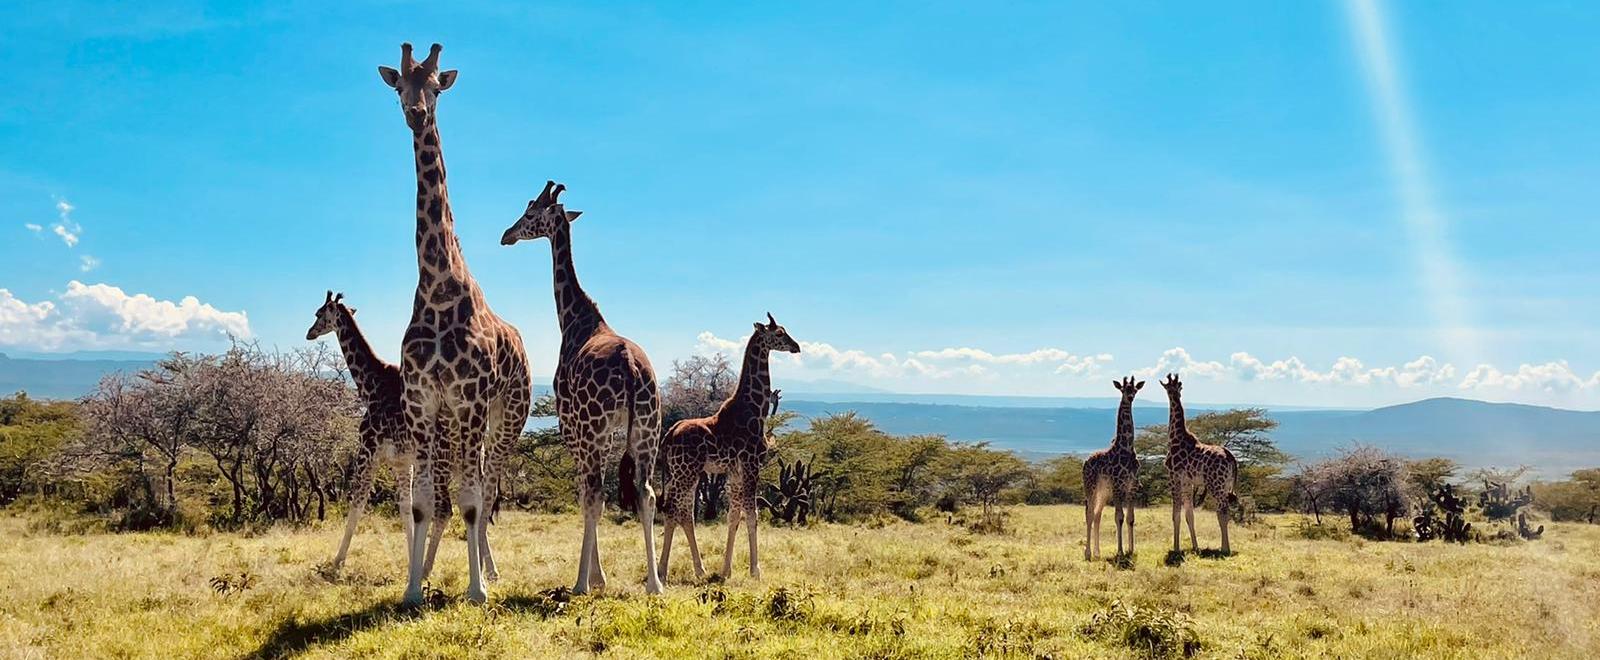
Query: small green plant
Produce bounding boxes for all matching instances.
[1083,600,1202,659]
[765,585,815,622]
[208,572,257,597]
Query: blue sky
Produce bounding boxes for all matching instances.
[2,1,1598,408]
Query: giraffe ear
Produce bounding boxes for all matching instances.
[349,307,358,315]
[1135,380,1145,390]
[565,209,582,222]
[1112,380,1121,390]
[754,322,765,334]
[378,66,401,88]
[437,69,458,91]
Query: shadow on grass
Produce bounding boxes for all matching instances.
[1107,552,1137,571]
[1162,548,1234,567]
[252,600,425,659]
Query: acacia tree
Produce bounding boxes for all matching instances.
[1299,443,1413,537]
[937,442,1030,529]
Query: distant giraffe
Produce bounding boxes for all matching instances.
[1083,376,1143,560]
[379,43,532,605]
[657,316,801,582]
[306,291,416,573]
[1159,373,1238,554]
[501,180,665,595]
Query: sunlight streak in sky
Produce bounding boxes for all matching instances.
[1343,0,1481,366]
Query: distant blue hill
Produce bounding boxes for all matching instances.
[0,352,160,400]
[777,397,1600,474]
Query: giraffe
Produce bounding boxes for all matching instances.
[500,180,665,595]
[1082,375,1143,560]
[657,316,801,583]
[379,43,532,605]
[1159,373,1239,554]
[305,291,414,573]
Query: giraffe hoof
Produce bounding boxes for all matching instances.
[485,569,500,584]
[571,583,590,596]
[466,587,488,604]
[402,588,425,607]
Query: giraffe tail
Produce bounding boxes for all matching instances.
[617,356,643,513]
[1226,451,1241,507]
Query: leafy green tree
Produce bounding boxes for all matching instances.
[936,442,1031,529]
[1022,454,1085,505]
[0,392,80,504]
[1531,469,1600,524]
[1135,409,1291,510]
[1405,457,1460,493]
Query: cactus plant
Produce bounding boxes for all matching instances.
[762,455,825,525]
[1516,512,1544,540]
[1478,481,1533,521]
[1414,484,1472,543]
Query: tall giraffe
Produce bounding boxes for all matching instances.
[657,316,801,583]
[1159,373,1238,554]
[500,180,665,595]
[379,43,532,605]
[1082,376,1143,560]
[306,291,416,573]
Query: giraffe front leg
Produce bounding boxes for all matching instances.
[396,454,415,552]
[743,475,762,579]
[1185,498,1199,552]
[331,428,381,574]
[1126,494,1136,556]
[1170,491,1183,554]
[1114,502,1125,556]
[573,469,602,595]
[402,401,439,607]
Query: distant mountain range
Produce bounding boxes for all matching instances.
[4,351,1595,473]
[776,397,1600,474]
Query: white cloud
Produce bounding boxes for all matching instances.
[79,255,101,272]
[1458,362,1600,393]
[0,281,250,351]
[23,223,42,233]
[691,333,1599,403]
[51,199,82,248]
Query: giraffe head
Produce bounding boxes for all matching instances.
[500,180,584,245]
[377,43,458,133]
[751,313,802,354]
[1159,373,1183,398]
[1112,375,1144,398]
[306,290,355,341]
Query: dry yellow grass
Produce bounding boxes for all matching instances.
[0,506,1596,658]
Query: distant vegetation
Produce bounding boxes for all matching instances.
[0,348,1596,541]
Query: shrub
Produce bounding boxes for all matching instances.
[1083,600,1201,658]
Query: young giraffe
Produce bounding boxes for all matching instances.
[305,291,415,573]
[379,43,532,605]
[657,316,801,583]
[1082,375,1143,560]
[501,180,665,595]
[1159,373,1239,554]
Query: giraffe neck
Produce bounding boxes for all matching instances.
[412,120,468,286]
[333,309,386,399]
[727,338,773,420]
[550,220,604,352]
[1168,393,1193,445]
[1113,393,1136,452]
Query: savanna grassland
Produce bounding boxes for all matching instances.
[1,506,1596,659]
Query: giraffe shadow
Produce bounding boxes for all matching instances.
[251,600,424,659]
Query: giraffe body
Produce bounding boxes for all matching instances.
[306,292,421,574]
[502,180,664,595]
[381,43,532,605]
[1083,376,1142,560]
[658,318,800,582]
[1159,373,1239,554]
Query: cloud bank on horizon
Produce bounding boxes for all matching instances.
[0,281,250,352]
[693,332,1600,408]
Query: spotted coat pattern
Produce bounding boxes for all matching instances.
[381,43,532,606]
[1160,373,1239,554]
[1083,376,1142,560]
[657,318,800,582]
[307,292,421,573]
[500,180,664,595]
